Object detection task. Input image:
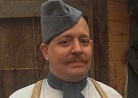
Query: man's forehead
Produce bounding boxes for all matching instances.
[56,33,90,39]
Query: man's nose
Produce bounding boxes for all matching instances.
[71,40,82,54]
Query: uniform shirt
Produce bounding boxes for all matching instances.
[9,78,123,98]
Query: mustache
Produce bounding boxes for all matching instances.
[61,55,91,65]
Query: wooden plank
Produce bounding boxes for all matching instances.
[0,0,92,18]
[109,21,131,42]
[109,61,128,97]
[0,70,37,98]
[108,1,130,22]
[110,79,125,96]
[109,42,130,61]
[0,17,49,98]
[65,0,92,16]
[108,0,128,2]
[0,17,40,97]
[92,0,109,84]
[0,18,36,68]
[109,61,126,80]
[0,0,46,18]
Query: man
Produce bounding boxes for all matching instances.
[9,0,123,98]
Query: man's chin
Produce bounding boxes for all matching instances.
[68,70,87,81]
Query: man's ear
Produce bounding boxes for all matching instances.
[90,40,93,48]
[40,43,49,61]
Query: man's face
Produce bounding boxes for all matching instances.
[40,17,93,82]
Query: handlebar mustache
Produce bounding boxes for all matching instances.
[62,55,91,65]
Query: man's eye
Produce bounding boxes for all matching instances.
[59,40,71,46]
[81,40,89,46]
[61,41,68,44]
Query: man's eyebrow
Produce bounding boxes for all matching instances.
[58,34,90,39]
[79,34,90,38]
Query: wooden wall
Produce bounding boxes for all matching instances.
[108,0,130,96]
[0,17,47,98]
[0,1,49,98]
[92,0,109,84]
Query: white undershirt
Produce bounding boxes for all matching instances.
[9,78,123,98]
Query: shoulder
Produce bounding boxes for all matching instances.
[88,78,123,98]
[97,81,123,98]
[9,84,35,98]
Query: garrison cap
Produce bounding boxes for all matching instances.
[41,0,82,43]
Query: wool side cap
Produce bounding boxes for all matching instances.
[41,0,82,43]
